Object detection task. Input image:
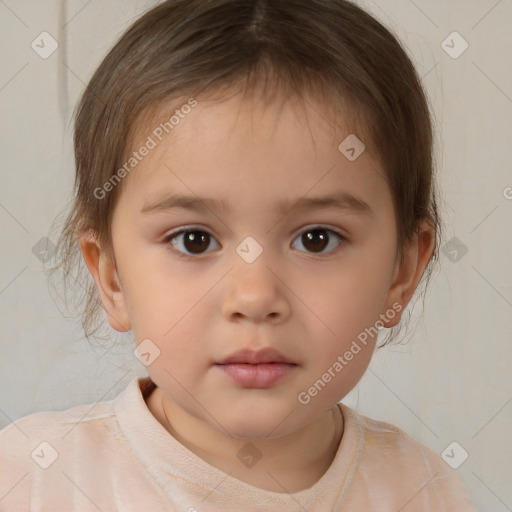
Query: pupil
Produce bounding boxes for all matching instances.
[185,231,209,253]
[303,230,328,252]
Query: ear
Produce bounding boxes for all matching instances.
[380,220,435,328]
[78,232,131,332]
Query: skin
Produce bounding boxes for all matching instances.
[80,88,434,493]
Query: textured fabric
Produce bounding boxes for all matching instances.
[0,377,475,511]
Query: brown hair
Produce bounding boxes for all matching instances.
[48,0,441,347]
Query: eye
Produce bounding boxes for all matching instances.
[291,227,345,254]
[164,228,220,256]
[163,226,345,258]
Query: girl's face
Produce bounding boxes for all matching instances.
[95,90,420,439]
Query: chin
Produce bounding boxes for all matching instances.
[215,405,302,441]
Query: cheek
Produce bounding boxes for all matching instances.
[316,264,391,337]
[304,253,393,376]
[118,250,216,335]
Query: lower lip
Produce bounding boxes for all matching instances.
[216,363,297,388]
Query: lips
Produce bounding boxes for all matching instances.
[216,347,296,365]
[215,348,298,388]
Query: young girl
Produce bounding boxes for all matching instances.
[0,0,475,510]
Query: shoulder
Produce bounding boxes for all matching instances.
[343,404,446,469]
[340,404,475,511]
[0,390,118,448]
[0,380,134,509]
[0,391,118,472]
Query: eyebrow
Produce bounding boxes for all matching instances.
[141,191,373,217]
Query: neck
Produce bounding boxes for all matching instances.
[145,386,344,493]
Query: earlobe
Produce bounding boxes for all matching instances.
[381,221,435,328]
[78,232,131,332]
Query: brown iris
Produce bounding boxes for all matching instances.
[182,231,211,254]
[301,229,329,253]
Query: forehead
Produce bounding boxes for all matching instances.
[130,83,375,157]
[117,89,388,211]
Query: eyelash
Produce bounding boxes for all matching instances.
[162,225,346,259]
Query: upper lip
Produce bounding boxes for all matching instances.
[216,348,296,365]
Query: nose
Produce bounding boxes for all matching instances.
[221,254,291,324]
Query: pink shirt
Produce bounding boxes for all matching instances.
[0,377,475,511]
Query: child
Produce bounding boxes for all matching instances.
[0,0,475,510]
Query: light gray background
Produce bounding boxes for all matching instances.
[1,1,511,509]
